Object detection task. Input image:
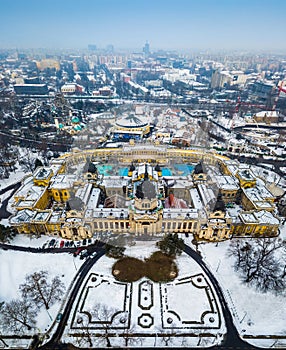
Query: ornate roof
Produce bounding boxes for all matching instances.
[115,114,148,129]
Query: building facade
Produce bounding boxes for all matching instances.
[9,144,281,242]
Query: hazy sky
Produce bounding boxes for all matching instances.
[1,0,286,51]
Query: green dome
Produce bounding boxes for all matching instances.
[71,116,80,123]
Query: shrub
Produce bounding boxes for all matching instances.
[145,251,178,282]
[112,257,145,282]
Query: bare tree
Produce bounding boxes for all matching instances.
[19,270,65,310]
[0,299,36,333]
[197,332,213,347]
[88,303,118,348]
[156,326,176,347]
[0,301,9,346]
[74,316,94,347]
[228,238,286,293]
[19,149,35,173]
[122,324,142,347]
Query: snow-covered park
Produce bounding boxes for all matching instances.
[0,234,84,348]
[63,240,226,348]
[198,235,286,348]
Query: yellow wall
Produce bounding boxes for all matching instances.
[231,222,279,237]
[33,172,54,187]
[235,173,256,189]
[50,188,70,202]
[34,188,50,209]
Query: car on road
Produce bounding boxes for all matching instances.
[60,240,65,248]
[80,249,89,259]
[74,247,82,257]
[56,313,62,322]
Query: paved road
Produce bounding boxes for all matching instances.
[184,244,258,349]
[0,181,22,196]
[0,240,262,349]
[0,181,21,219]
[0,240,105,349]
[40,247,106,348]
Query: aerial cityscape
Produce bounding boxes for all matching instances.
[0,1,286,349]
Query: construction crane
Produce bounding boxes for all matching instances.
[234,96,266,113]
[272,80,286,111]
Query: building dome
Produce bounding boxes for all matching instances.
[115,114,148,129]
[71,116,80,123]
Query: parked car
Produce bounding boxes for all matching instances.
[75,240,81,247]
[60,240,65,248]
[74,248,82,257]
[80,249,89,259]
[49,239,56,247]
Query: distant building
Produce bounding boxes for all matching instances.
[211,70,247,89]
[88,44,97,51]
[111,114,150,141]
[61,83,84,95]
[143,41,150,56]
[249,81,274,102]
[211,70,231,89]
[24,77,40,84]
[106,44,114,53]
[36,59,60,71]
[14,84,48,95]
[253,110,279,124]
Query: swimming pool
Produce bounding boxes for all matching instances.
[119,168,129,176]
[162,168,172,176]
[174,164,194,176]
[97,165,113,176]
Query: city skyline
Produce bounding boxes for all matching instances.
[1,0,286,52]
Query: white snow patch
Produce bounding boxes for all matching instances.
[199,241,286,342]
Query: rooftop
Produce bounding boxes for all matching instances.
[116,114,148,129]
[50,174,77,189]
[34,167,53,180]
[215,175,239,191]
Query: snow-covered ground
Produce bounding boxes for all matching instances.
[0,162,28,227]
[0,234,84,347]
[0,162,28,190]
[1,231,286,348]
[62,240,226,348]
[199,238,286,348]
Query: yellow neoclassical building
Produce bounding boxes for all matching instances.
[9,143,281,242]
